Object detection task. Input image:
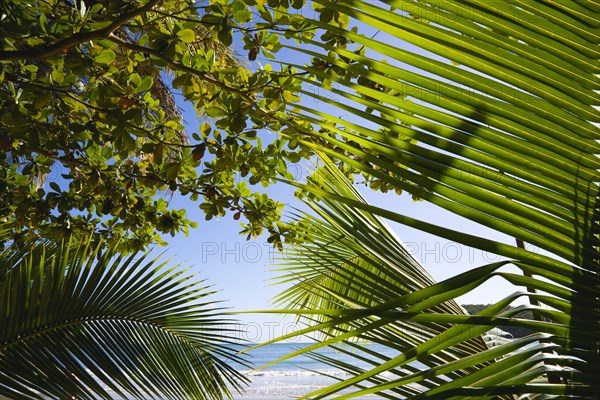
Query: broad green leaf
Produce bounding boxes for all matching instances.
[134,76,154,92]
[177,29,196,43]
[94,49,116,64]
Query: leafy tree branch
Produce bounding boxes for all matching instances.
[0,0,163,61]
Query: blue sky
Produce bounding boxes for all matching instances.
[149,7,545,342]
[161,170,531,342]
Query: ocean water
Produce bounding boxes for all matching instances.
[232,342,410,399]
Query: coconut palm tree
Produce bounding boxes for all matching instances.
[263,0,598,398]
[0,233,248,399]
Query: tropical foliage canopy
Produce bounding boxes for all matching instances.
[0,0,598,398]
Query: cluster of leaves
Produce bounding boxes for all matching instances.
[0,0,331,252]
[0,0,404,254]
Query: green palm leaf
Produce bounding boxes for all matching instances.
[264,0,598,398]
[0,239,248,399]
[267,161,577,398]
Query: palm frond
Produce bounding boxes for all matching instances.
[269,159,597,398]
[0,238,248,399]
[265,1,598,397]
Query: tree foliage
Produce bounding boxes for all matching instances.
[0,0,325,251]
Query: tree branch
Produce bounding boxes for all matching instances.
[0,0,163,61]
